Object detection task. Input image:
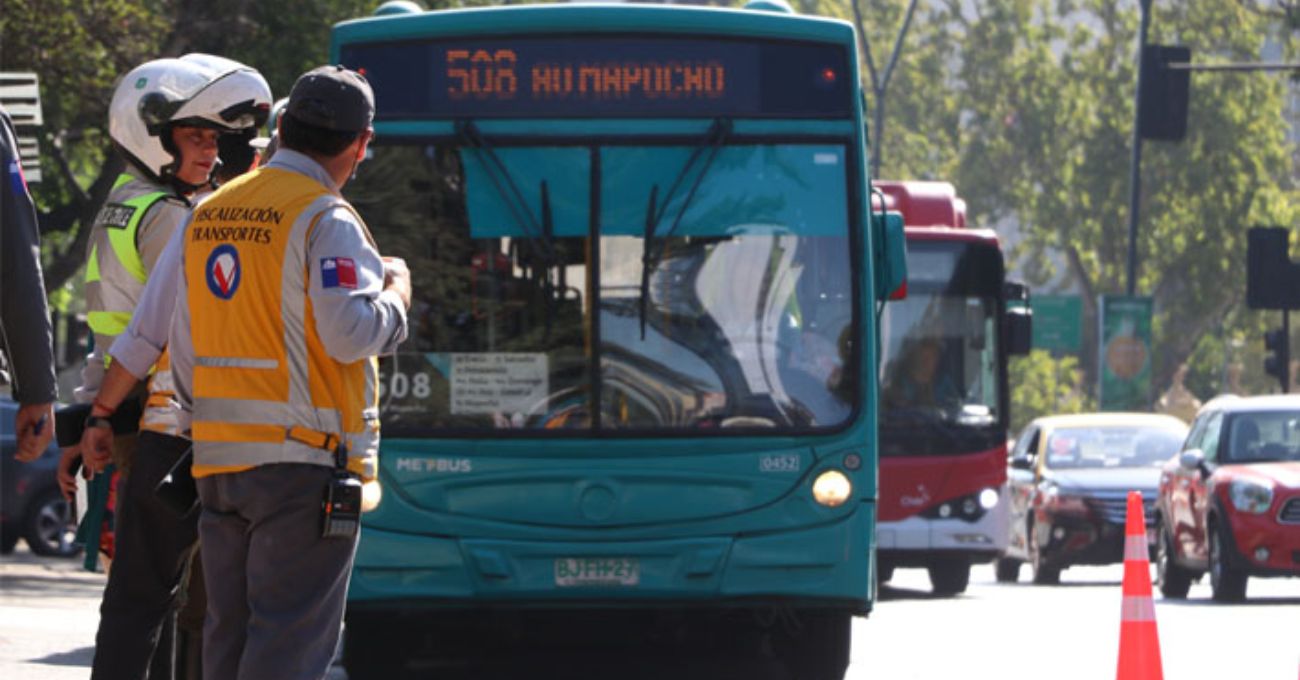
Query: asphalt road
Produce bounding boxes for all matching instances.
[3,545,1298,679]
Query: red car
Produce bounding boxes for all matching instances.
[1155,395,1300,601]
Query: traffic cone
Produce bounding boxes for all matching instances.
[1117,490,1163,680]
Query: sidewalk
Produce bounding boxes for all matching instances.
[0,547,104,680]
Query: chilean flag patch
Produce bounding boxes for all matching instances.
[321,257,357,289]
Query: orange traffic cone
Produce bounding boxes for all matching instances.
[1117,490,1163,680]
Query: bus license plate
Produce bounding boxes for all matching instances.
[554,557,640,587]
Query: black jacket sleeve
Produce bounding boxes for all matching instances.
[0,107,57,404]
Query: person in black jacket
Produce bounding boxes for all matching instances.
[0,105,57,461]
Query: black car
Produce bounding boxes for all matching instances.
[998,413,1187,584]
[0,397,80,557]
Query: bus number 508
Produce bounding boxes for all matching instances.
[447,49,518,99]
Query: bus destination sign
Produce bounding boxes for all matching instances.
[340,36,852,119]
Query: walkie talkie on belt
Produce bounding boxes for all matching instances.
[321,439,362,539]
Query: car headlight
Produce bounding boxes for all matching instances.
[1042,484,1089,515]
[1229,479,1273,514]
[812,470,852,507]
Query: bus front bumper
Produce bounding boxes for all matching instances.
[875,493,1009,565]
[348,506,873,610]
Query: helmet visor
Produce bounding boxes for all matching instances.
[219,99,271,129]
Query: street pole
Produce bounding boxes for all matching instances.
[1125,0,1152,297]
[1284,309,1291,393]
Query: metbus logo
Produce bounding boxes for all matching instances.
[394,457,473,474]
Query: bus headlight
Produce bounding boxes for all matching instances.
[812,470,852,507]
[361,479,383,513]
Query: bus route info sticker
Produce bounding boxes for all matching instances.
[378,352,549,419]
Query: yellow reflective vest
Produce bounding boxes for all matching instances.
[85,173,182,436]
[183,167,380,481]
[84,174,164,341]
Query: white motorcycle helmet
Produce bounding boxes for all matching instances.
[109,54,272,187]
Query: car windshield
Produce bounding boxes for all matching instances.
[346,141,855,435]
[1044,425,1186,469]
[1223,411,1300,463]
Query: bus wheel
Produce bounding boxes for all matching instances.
[772,609,851,680]
[343,612,410,680]
[927,557,970,595]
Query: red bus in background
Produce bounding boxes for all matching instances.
[873,181,1031,595]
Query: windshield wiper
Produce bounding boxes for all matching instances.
[456,120,558,269]
[457,120,559,335]
[638,118,732,339]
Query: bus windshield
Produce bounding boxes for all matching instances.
[349,140,855,436]
[879,241,1003,453]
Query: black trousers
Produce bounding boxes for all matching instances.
[91,431,199,680]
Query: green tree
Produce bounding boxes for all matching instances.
[1008,350,1094,433]
[921,0,1297,403]
[1,0,406,292]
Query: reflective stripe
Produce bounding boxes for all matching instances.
[364,366,377,415]
[1121,596,1157,622]
[193,396,342,432]
[148,367,175,396]
[140,408,182,436]
[1125,535,1148,561]
[347,428,380,461]
[195,356,280,370]
[282,195,337,408]
[195,437,376,478]
[195,438,335,469]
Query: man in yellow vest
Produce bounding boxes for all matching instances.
[64,54,271,680]
[83,64,409,680]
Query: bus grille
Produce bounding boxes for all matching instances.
[1279,498,1300,525]
[1085,492,1156,526]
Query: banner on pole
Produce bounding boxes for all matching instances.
[1100,295,1153,411]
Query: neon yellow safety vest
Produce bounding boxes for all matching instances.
[84,173,183,435]
[183,167,380,481]
[84,174,167,346]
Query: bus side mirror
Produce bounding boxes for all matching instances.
[1004,281,1032,356]
[874,211,907,301]
[1010,456,1034,471]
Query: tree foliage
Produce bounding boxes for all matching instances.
[5,0,1298,413]
[838,0,1298,412]
[2,0,398,292]
[1008,350,1094,434]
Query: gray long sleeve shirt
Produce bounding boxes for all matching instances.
[110,149,407,430]
[0,108,57,404]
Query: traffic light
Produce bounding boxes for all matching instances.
[1139,45,1191,142]
[1264,327,1290,392]
[1247,227,1300,310]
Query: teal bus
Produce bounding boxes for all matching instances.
[332,2,905,677]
